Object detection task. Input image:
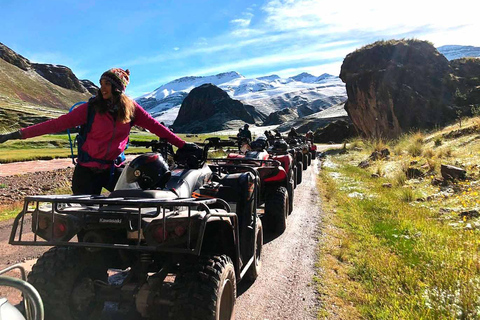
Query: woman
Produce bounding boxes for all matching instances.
[0,68,202,195]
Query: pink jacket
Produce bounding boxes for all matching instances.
[21,101,185,169]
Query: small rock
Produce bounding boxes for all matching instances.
[441,164,466,181]
[431,177,444,186]
[382,183,392,188]
[358,160,370,168]
[406,167,423,179]
[459,210,479,219]
[416,197,426,202]
[371,173,380,178]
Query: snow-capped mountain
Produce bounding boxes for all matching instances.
[135,71,346,126]
[437,45,480,61]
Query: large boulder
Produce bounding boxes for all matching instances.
[313,119,357,143]
[263,108,299,125]
[340,39,457,138]
[171,83,264,133]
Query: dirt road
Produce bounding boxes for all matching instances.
[235,159,322,320]
[0,157,324,319]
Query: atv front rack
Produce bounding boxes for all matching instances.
[9,194,236,255]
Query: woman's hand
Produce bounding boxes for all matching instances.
[0,131,21,144]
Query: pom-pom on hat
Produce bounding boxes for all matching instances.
[100,68,130,92]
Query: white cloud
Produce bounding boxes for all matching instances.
[184,42,356,77]
[127,0,480,95]
[195,37,208,46]
[230,18,251,28]
[173,47,180,51]
[261,0,480,44]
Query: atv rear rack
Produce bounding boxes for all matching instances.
[208,158,281,167]
[9,194,236,255]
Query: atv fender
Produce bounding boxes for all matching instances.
[201,220,240,277]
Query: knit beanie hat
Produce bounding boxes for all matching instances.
[100,68,130,92]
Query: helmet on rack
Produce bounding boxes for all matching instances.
[272,139,288,152]
[251,136,268,151]
[125,153,171,190]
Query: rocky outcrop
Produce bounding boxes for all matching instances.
[171,83,263,133]
[340,40,458,138]
[32,63,87,93]
[79,79,99,95]
[263,108,299,125]
[0,42,95,94]
[313,119,356,143]
[0,42,30,71]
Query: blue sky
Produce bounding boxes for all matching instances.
[1,0,479,98]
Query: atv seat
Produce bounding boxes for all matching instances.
[109,189,178,199]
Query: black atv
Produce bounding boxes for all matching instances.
[199,137,292,235]
[9,140,263,320]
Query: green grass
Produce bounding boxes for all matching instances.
[317,121,480,318]
[317,156,480,319]
[0,204,24,222]
[0,131,235,163]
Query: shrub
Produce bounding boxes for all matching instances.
[366,138,388,153]
[400,188,416,202]
[471,105,480,117]
[434,137,442,147]
[426,158,439,173]
[393,171,407,186]
[423,148,435,159]
[436,147,453,159]
[407,141,423,157]
[412,131,424,144]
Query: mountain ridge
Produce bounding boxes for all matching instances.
[135,70,347,126]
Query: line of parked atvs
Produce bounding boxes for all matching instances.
[1,133,316,320]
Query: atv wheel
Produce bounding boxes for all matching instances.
[245,218,263,282]
[28,247,107,320]
[296,161,303,185]
[170,255,236,320]
[311,150,317,159]
[307,152,312,166]
[302,153,308,170]
[265,186,288,234]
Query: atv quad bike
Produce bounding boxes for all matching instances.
[9,140,263,320]
[203,137,294,234]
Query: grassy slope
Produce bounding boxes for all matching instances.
[316,117,480,319]
[0,131,234,163]
[0,58,91,132]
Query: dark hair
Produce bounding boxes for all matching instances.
[91,89,135,123]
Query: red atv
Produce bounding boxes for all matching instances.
[204,137,294,234]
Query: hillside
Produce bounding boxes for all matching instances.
[0,45,93,132]
[317,115,480,318]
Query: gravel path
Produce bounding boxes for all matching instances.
[235,159,322,320]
